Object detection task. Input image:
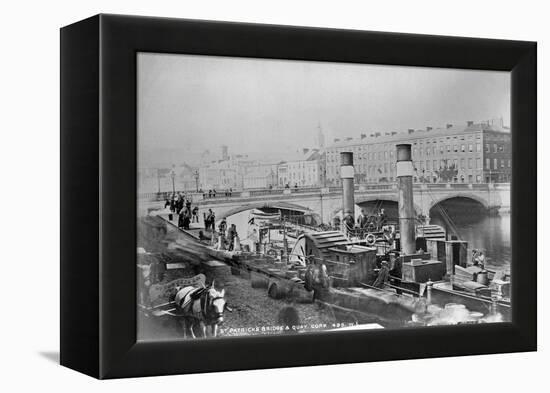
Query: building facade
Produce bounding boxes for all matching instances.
[242,163,278,189]
[277,149,326,188]
[198,155,255,191]
[325,120,511,186]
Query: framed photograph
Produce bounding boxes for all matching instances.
[61,14,536,379]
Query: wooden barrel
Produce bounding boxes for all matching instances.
[268,281,286,299]
[476,270,489,286]
[251,272,269,288]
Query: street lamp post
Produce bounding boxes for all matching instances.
[157,168,161,193]
[170,166,176,194]
[193,169,199,192]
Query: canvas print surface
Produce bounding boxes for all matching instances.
[137,53,511,341]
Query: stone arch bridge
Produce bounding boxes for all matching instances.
[140,183,510,224]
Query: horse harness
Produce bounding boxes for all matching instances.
[177,287,223,323]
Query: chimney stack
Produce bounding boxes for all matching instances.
[467,120,474,127]
[426,126,433,131]
[340,152,355,223]
[221,145,229,161]
[446,123,453,129]
[396,144,415,255]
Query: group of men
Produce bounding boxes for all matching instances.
[472,249,486,268]
[207,217,239,250]
[199,188,234,198]
[203,209,216,232]
[339,208,387,233]
[165,193,199,230]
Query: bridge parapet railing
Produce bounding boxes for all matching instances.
[138,182,507,200]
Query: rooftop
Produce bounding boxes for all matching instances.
[328,120,510,149]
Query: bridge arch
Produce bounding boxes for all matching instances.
[216,201,314,220]
[355,196,423,215]
[428,193,491,214]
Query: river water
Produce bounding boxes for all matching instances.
[430,213,511,271]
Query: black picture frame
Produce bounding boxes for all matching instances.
[60,14,536,379]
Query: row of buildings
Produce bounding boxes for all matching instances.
[198,148,325,191]
[324,119,511,186]
[138,119,511,193]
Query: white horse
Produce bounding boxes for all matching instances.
[174,284,228,338]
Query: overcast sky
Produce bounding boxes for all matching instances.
[138,53,510,166]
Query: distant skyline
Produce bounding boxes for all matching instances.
[138,53,510,167]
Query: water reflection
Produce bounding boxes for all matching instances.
[430,213,511,270]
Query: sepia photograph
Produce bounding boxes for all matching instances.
[136,52,511,341]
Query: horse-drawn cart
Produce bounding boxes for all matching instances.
[139,273,229,338]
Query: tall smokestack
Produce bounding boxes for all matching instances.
[340,152,355,222]
[396,144,415,255]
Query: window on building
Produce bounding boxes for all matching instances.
[468,158,473,169]
[508,159,511,168]
[493,144,498,153]
[446,145,451,153]
[460,158,465,169]
[426,160,431,170]
[485,144,490,152]
[500,160,505,168]
[433,160,438,170]
[476,143,481,152]
[493,158,498,169]
[461,144,466,152]
[498,145,504,152]
[468,144,473,152]
[454,145,458,152]
[476,158,481,169]
[486,158,490,169]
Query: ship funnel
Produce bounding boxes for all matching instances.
[340,152,355,226]
[396,144,415,255]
